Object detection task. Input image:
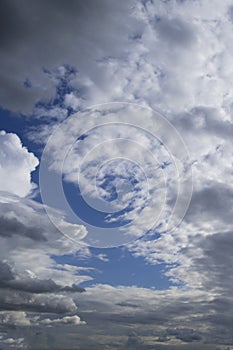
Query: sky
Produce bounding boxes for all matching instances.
[0,0,233,349]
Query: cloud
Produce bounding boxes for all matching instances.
[153,16,196,47]
[0,260,85,294]
[0,289,78,314]
[0,194,89,336]
[128,178,233,288]
[0,261,14,282]
[75,283,230,345]
[38,103,192,247]
[186,230,233,293]
[0,0,135,114]
[0,260,85,316]
[0,337,26,349]
[71,283,233,347]
[0,311,30,326]
[125,332,143,348]
[0,216,46,241]
[1,0,233,118]
[0,194,88,280]
[0,130,88,345]
[40,315,86,326]
[0,131,39,197]
[0,1,233,348]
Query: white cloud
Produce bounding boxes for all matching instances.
[38,103,192,248]
[40,315,86,326]
[96,254,109,262]
[0,131,39,197]
[0,311,30,326]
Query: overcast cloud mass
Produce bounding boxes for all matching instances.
[0,0,233,349]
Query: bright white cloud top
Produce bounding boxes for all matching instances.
[0,131,39,197]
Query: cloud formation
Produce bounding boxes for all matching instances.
[0,1,233,349]
[0,0,135,114]
[0,131,39,197]
[41,315,86,326]
[0,193,88,343]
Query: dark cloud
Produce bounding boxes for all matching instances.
[154,17,196,48]
[166,328,202,343]
[0,0,135,113]
[125,332,144,348]
[116,302,140,308]
[0,260,84,317]
[0,216,46,241]
[0,289,77,313]
[61,284,85,293]
[189,231,233,293]
[186,182,233,224]
[3,278,84,294]
[0,0,25,49]
[0,261,14,282]
[0,260,85,294]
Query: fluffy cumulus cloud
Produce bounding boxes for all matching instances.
[0,131,39,197]
[0,311,30,326]
[41,315,86,326]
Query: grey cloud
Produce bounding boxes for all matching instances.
[154,17,196,48]
[61,284,85,293]
[5,278,59,294]
[0,0,135,114]
[189,231,233,293]
[0,195,87,256]
[0,196,89,330]
[0,260,85,294]
[125,332,144,348]
[0,261,14,282]
[0,0,231,121]
[78,288,207,327]
[0,289,77,314]
[75,282,233,346]
[185,182,233,225]
[166,328,202,343]
[228,6,233,23]
[2,279,84,294]
[176,107,233,139]
[0,260,85,322]
[0,216,46,242]
[116,302,140,308]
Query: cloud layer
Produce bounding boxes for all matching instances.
[0,131,38,197]
[0,0,233,349]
